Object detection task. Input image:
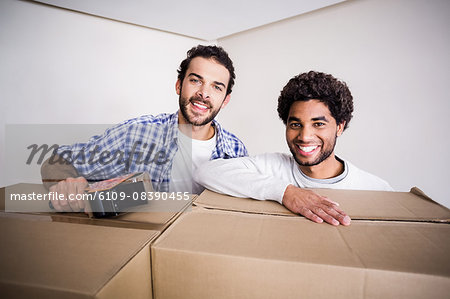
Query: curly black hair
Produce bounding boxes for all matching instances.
[277,71,354,130]
[177,45,235,95]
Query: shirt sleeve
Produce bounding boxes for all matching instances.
[56,122,130,180]
[194,154,291,204]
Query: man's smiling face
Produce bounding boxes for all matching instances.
[177,57,230,126]
[286,99,345,168]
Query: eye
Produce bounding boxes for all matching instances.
[190,78,200,84]
[314,122,325,127]
[289,123,302,129]
[214,85,223,92]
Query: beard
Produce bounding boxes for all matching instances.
[179,94,223,126]
[289,135,337,167]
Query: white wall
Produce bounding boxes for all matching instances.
[2,0,449,208]
[217,0,450,207]
[0,0,203,186]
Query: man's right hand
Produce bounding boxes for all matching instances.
[282,184,351,226]
[49,177,89,213]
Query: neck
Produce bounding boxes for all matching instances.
[299,153,344,179]
[178,111,215,140]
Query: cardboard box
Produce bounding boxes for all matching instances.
[2,183,194,231]
[0,181,196,299]
[151,189,450,298]
[0,213,159,299]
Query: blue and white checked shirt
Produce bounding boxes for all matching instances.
[57,112,248,191]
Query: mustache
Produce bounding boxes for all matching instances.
[189,96,212,108]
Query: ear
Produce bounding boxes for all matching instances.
[336,121,346,137]
[175,79,181,95]
[221,94,231,109]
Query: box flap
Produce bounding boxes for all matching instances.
[152,209,450,298]
[3,183,193,230]
[194,188,450,223]
[0,215,158,297]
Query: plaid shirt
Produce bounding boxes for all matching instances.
[57,112,248,191]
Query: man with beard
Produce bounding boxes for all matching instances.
[41,45,248,212]
[195,71,392,226]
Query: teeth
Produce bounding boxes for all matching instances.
[299,145,318,153]
[193,102,208,109]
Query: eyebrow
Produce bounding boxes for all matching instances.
[311,116,329,122]
[287,116,301,123]
[287,116,330,122]
[188,72,226,88]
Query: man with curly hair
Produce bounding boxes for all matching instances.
[195,71,392,226]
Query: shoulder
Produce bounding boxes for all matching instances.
[214,121,248,157]
[114,112,177,135]
[250,152,294,173]
[345,160,394,191]
[217,124,245,145]
[98,112,176,145]
[120,112,176,126]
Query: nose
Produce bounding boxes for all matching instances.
[196,84,210,99]
[297,126,314,142]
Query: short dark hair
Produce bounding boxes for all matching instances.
[177,45,235,95]
[277,71,354,130]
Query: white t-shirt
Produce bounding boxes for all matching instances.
[169,129,217,194]
[194,152,393,203]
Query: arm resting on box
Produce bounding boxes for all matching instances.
[194,156,290,204]
[195,155,351,226]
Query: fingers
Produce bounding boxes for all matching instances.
[66,178,81,211]
[55,180,73,212]
[282,186,351,226]
[75,179,88,210]
[312,206,340,226]
[49,185,63,212]
[321,200,351,226]
[48,177,88,212]
[300,205,351,226]
[327,207,351,226]
[310,198,350,226]
[321,196,340,206]
[299,207,323,224]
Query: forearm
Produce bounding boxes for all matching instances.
[195,158,290,203]
[40,155,79,190]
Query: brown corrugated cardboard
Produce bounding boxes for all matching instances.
[3,183,194,231]
[0,186,5,211]
[194,188,450,222]
[152,208,450,299]
[0,213,158,299]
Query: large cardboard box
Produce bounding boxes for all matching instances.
[0,182,195,299]
[151,189,450,299]
[0,213,159,299]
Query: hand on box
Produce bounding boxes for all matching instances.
[282,184,351,226]
[49,177,89,213]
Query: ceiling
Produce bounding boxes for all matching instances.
[34,0,346,41]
